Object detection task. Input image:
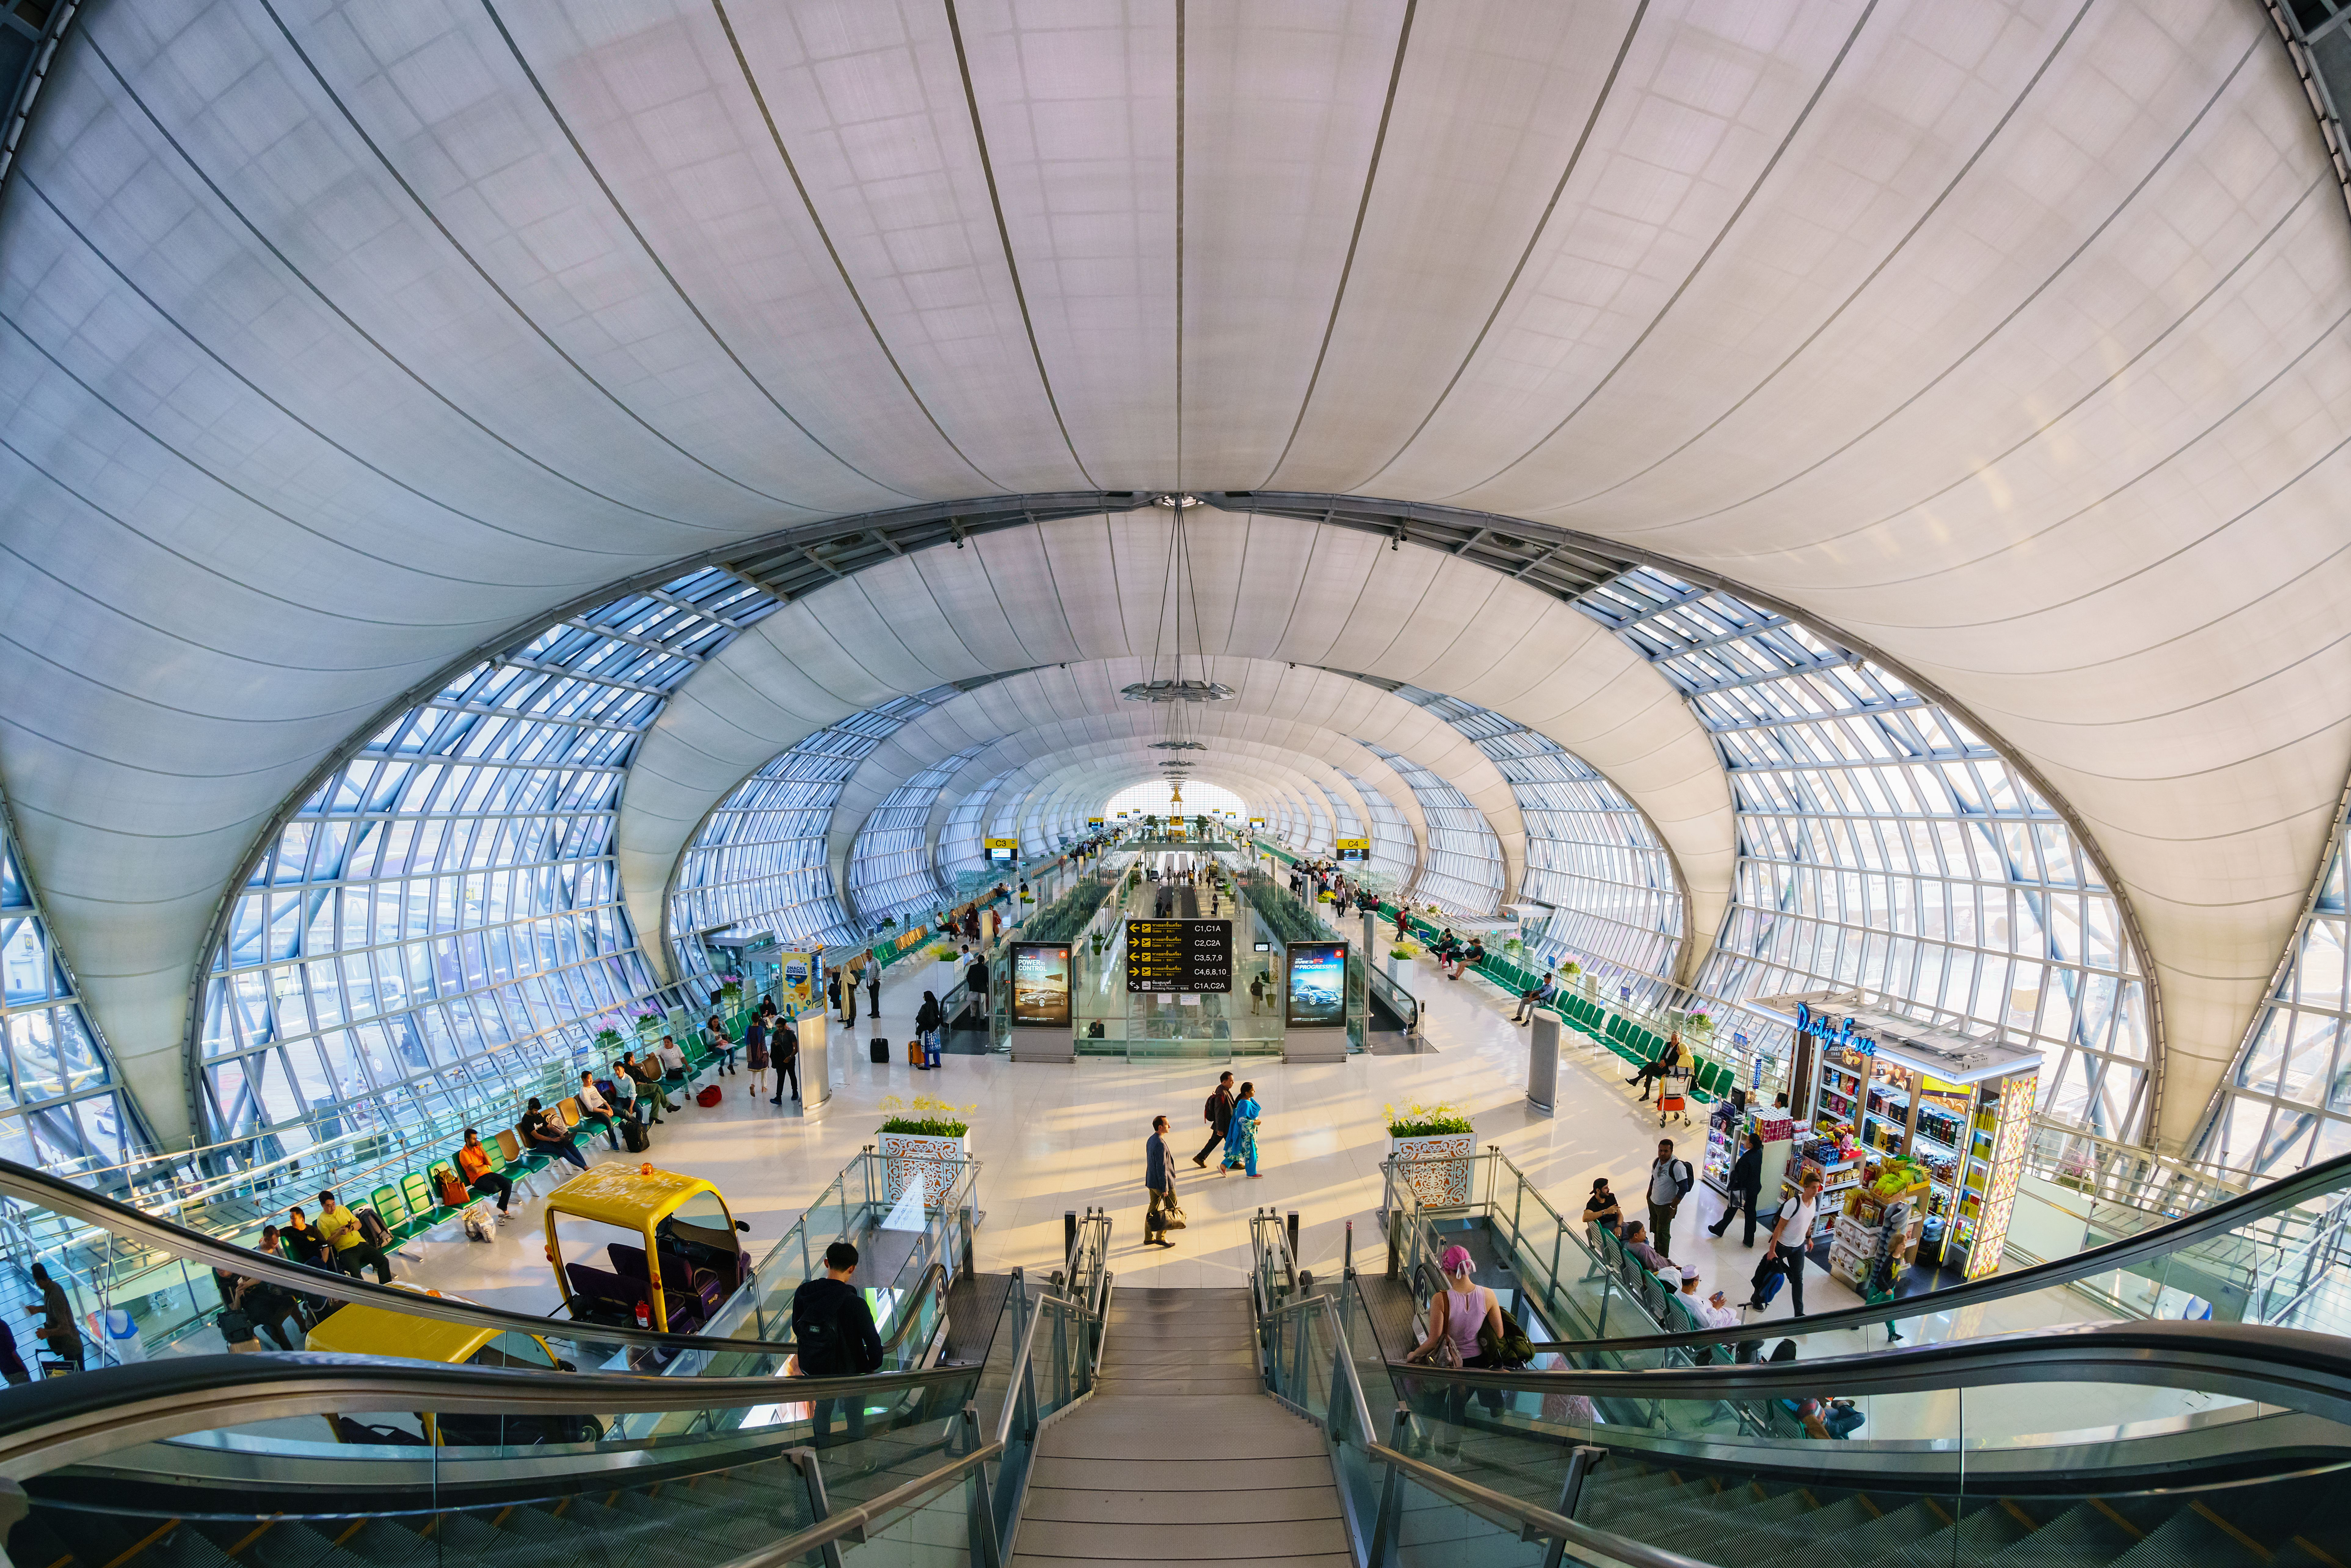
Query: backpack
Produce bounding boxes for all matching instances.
[1667,1158,1694,1200]
[1204,1091,1224,1124]
[622,1115,651,1154]
[355,1208,392,1249]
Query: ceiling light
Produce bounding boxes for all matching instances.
[1121,679,1233,703]
[1152,493,1201,508]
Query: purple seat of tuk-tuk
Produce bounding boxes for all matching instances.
[609,1242,726,1314]
[566,1263,704,1334]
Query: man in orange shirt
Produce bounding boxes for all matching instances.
[456,1129,512,1224]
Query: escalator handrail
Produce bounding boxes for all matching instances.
[720,1439,1004,1568]
[1360,1434,1724,1568]
[0,1155,806,1357]
[0,1349,985,1481]
[1369,1312,2351,1424]
[1540,1147,2351,1351]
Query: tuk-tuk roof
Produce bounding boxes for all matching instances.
[542,1163,725,1230]
[303,1286,503,1364]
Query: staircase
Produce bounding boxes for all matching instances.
[1012,1286,1348,1566]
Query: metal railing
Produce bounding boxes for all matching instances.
[1255,1277,1733,1568]
[0,1146,978,1376]
[1378,1144,2351,1363]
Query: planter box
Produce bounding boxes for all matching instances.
[878,1130,969,1204]
[1390,1131,1476,1206]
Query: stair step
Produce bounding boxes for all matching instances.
[1871,1500,2037,1568]
[1978,1504,2144,1568]
[2109,1506,2276,1568]
[1747,1499,1949,1568]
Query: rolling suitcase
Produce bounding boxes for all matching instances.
[907,1038,923,1065]
[868,1037,889,1064]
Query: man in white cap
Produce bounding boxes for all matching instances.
[1681,1265,1740,1330]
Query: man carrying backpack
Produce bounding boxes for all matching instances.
[1194,1071,1235,1168]
[1646,1137,1696,1257]
[792,1241,884,1446]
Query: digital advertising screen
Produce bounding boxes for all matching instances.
[1286,941,1347,1028]
[1011,943,1073,1028]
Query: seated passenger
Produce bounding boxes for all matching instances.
[524,1096,588,1171]
[1581,1178,1622,1231]
[1620,1220,1674,1276]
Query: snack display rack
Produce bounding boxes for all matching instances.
[1763,990,2040,1277]
[1702,1097,1795,1203]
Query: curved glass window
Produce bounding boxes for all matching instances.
[943,769,1014,878]
[670,691,955,962]
[847,746,985,928]
[197,570,772,1146]
[1102,780,1248,822]
[1394,688,1682,1005]
[1581,566,2153,1138]
[2203,794,2349,1177]
[0,790,146,1184]
[1337,769,1418,884]
[1360,743,1505,918]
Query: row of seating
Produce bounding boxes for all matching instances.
[1587,1222,1716,1342]
[352,1036,726,1253]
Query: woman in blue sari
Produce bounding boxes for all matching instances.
[1222,1082,1264,1177]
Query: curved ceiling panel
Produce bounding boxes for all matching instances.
[617,516,1724,949]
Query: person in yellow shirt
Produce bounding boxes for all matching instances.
[314,1189,393,1284]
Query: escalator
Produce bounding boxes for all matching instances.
[1247,1163,2351,1568]
[0,1206,1114,1568]
[0,1153,978,1381]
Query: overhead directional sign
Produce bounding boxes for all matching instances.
[1126,919,1233,993]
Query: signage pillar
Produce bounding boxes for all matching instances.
[1527,1011,1560,1114]
[798,1011,830,1111]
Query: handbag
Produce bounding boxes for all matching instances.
[1479,1311,1536,1368]
[1406,1291,1463,1368]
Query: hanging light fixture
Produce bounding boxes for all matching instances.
[1122,496,1232,706]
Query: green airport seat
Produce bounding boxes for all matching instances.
[398,1171,444,1236]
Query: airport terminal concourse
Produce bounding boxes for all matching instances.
[0,3,2345,1566]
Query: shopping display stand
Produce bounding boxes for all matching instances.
[1762,989,2040,1279]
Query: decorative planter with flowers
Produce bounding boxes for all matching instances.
[1386,1102,1476,1206]
[877,1096,974,1203]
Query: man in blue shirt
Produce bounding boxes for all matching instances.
[1143,1116,1178,1247]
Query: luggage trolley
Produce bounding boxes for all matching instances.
[1658,1066,1694,1128]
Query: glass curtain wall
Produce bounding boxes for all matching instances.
[0,789,148,1182]
[846,747,984,930]
[668,691,956,962]
[942,770,1013,876]
[1337,769,1418,884]
[1579,566,2153,1139]
[197,570,773,1146]
[1360,743,1506,918]
[2202,791,2350,1176]
[1316,783,1364,842]
[1394,687,1683,1006]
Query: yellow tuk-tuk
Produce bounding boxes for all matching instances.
[305,1286,590,1446]
[543,1164,750,1334]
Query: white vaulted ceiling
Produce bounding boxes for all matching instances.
[0,0,2341,1149]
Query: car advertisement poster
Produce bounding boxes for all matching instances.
[1285,941,1346,1028]
[1012,943,1073,1028]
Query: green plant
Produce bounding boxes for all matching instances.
[931,943,959,961]
[1390,943,1418,960]
[879,1094,974,1138]
[1385,1100,1472,1138]
[593,1027,625,1051]
[1503,937,1524,956]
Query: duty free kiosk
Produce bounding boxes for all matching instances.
[1763,989,2040,1281]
